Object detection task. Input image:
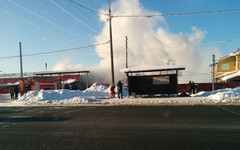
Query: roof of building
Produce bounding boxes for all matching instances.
[34,70,90,76]
[120,65,185,73]
[222,70,240,81]
[217,48,240,63]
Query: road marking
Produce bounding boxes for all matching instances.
[217,106,240,117]
[0,122,12,128]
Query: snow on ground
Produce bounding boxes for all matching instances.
[0,83,240,106]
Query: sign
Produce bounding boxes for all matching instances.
[153,76,169,85]
[212,54,215,67]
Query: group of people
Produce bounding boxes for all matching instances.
[110,80,123,99]
[188,81,198,95]
[9,86,19,99]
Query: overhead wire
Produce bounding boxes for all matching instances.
[0,41,109,59]
[1,36,239,60]
[202,39,240,45]
[68,0,125,46]
[50,0,101,35]
[68,0,108,16]
[68,0,105,31]
[7,0,92,43]
[23,41,109,57]
[112,9,240,18]
[0,9,38,27]
[0,8,86,47]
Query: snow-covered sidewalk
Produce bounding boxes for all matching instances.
[1,84,240,106]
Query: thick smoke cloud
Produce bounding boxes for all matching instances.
[53,0,222,84]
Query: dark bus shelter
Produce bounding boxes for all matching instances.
[120,65,185,97]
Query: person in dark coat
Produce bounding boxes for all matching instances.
[192,81,196,94]
[117,80,123,99]
[195,82,199,93]
[188,81,192,95]
[14,86,19,99]
[9,86,14,99]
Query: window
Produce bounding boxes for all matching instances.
[222,64,229,70]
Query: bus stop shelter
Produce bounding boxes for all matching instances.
[120,65,185,97]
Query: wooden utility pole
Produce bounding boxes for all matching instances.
[19,42,23,79]
[108,0,115,85]
[45,63,48,71]
[126,36,128,68]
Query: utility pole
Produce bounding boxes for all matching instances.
[212,54,215,95]
[108,0,115,85]
[126,36,128,68]
[45,63,48,71]
[19,42,23,79]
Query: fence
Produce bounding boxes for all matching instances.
[178,82,240,94]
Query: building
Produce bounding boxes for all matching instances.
[215,48,240,82]
[0,70,90,94]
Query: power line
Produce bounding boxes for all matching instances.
[69,0,108,16]
[202,39,240,45]
[0,9,87,47]
[0,9,38,27]
[68,1,105,30]
[23,41,109,57]
[7,0,91,43]
[1,36,239,60]
[0,41,109,59]
[50,0,110,41]
[112,9,240,18]
[50,0,102,35]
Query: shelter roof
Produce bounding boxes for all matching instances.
[120,65,185,73]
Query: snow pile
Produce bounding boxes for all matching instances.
[192,87,240,103]
[14,84,112,105]
[1,84,240,106]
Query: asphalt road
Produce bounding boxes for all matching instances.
[1,105,240,150]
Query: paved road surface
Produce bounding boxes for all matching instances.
[1,106,240,150]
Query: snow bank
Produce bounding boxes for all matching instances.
[192,87,240,103]
[14,84,111,105]
[1,84,240,106]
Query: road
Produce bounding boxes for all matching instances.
[1,105,240,150]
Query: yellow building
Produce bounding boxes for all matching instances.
[215,48,240,82]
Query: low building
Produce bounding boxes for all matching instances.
[0,70,90,94]
[215,48,240,82]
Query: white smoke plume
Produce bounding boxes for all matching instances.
[53,0,223,84]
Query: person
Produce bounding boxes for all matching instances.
[110,84,115,98]
[192,81,196,94]
[14,86,19,99]
[9,86,14,99]
[188,81,192,95]
[195,82,199,94]
[117,80,123,99]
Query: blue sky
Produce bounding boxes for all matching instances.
[0,0,240,78]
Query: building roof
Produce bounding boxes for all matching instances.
[120,65,185,73]
[222,70,240,81]
[217,48,240,63]
[34,70,90,76]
